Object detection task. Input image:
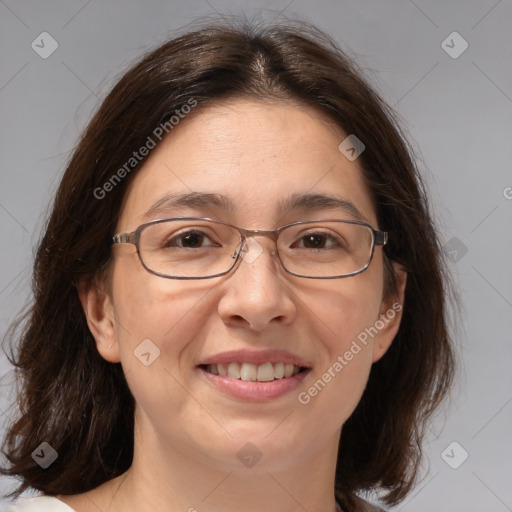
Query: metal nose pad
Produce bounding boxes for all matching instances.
[232,238,247,260]
[232,240,243,259]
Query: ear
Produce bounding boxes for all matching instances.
[372,264,407,363]
[77,277,121,363]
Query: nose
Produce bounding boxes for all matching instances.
[217,237,297,331]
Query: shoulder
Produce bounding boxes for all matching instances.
[5,496,76,512]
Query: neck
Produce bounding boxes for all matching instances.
[99,419,341,512]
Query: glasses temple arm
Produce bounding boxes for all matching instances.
[111,233,133,245]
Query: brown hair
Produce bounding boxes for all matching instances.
[1,19,455,511]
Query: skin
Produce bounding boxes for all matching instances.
[63,98,406,512]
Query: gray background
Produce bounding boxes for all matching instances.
[1,1,511,510]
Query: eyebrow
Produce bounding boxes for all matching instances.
[143,191,367,222]
[143,192,234,220]
[280,192,367,222]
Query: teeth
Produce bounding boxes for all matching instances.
[227,362,240,379]
[206,362,303,381]
[240,363,257,381]
[217,363,227,377]
[256,362,275,382]
[274,362,284,378]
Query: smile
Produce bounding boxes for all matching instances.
[202,362,306,381]
[197,349,312,401]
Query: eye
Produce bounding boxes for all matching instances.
[292,231,344,250]
[163,229,219,249]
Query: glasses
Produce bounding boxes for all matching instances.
[111,217,388,280]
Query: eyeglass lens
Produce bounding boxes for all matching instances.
[138,219,375,279]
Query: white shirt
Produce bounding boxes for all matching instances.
[5,496,75,511]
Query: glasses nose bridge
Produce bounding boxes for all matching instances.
[238,227,280,251]
[239,227,280,241]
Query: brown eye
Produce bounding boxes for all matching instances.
[292,231,344,250]
[163,230,218,249]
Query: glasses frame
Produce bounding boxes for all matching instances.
[111,217,388,280]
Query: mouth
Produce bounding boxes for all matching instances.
[196,350,312,402]
[199,362,308,382]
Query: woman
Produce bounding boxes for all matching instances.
[1,19,455,512]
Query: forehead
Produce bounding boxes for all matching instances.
[118,98,377,228]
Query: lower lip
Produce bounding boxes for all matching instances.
[198,367,311,402]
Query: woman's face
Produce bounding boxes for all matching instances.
[86,98,404,472]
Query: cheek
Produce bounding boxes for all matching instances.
[109,254,218,386]
[298,299,377,428]
[307,264,384,351]
[109,258,201,426]
[297,269,384,420]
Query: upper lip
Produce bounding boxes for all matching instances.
[198,349,312,368]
